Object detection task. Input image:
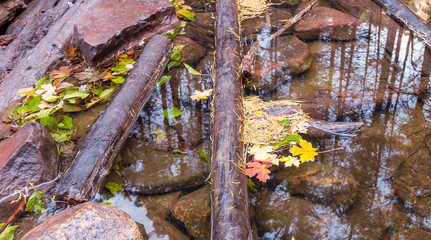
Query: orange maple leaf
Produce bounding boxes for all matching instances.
[50,66,71,79]
[245,161,271,182]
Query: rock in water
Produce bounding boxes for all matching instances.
[73,0,178,65]
[292,6,360,40]
[0,122,58,199]
[21,202,145,240]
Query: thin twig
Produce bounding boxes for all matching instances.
[242,0,318,74]
[317,147,344,154]
[0,194,27,235]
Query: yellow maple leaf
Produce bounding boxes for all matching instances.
[289,139,318,163]
[190,89,213,101]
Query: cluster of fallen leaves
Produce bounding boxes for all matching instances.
[9,47,136,143]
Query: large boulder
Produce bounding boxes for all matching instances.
[122,139,208,194]
[254,190,347,239]
[292,7,360,40]
[274,162,359,213]
[73,0,178,65]
[171,186,211,240]
[21,202,145,240]
[0,122,58,199]
[246,35,312,93]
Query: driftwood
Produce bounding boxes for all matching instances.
[372,0,431,48]
[52,35,172,202]
[0,0,71,78]
[242,0,317,74]
[211,0,251,239]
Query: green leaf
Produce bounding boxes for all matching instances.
[0,223,19,240]
[167,61,181,70]
[279,120,291,126]
[156,75,172,87]
[247,179,257,193]
[163,21,186,39]
[183,63,201,76]
[17,105,29,115]
[35,76,48,89]
[86,86,117,109]
[39,116,58,127]
[50,128,72,143]
[111,76,125,84]
[105,182,123,195]
[170,51,181,62]
[92,86,103,96]
[172,149,186,154]
[273,134,303,148]
[63,103,85,112]
[25,108,53,120]
[58,115,73,130]
[101,200,115,206]
[26,190,46,215]
[177,9,195,21]
[27,95,42,112]
[199,149,209,162]
[162,107,181,119]
[43,95,60,103]
[62,90,90,100]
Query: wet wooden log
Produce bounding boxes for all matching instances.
[52,35,172,202]
[372,0,431,48]
[211,0,252,239]
[0,0,70,78]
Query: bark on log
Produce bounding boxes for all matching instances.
[211,0,252,239]
[0,0,26,29]
[52,35,172,202]
[0,0,70,78]
[372,0,431,48]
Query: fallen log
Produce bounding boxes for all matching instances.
[0,0,26,29]
[52,35,172,202]
[0,0,71,78]
[372,0,431,48]
[211,0,252,239]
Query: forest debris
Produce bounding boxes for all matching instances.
[238,0,270,20]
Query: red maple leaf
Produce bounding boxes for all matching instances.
[245,161,271,182]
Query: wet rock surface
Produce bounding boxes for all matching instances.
[247,35,312,93]
[73,0,178,64]
[21,202,144,240]
[122,139,208,194]
[391,229,431,239]
[0,122,58,199]
[292,7,360,40]
[274,162,359,213]
[395,146,431,218]
[0,0,26,28]
[70,103,108,141]
[171,186,211,240]
[173,37,207,67]
[254,190,347,239]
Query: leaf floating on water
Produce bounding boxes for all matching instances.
[245,161,270,182]
[156,75,172,87]
[154,128,166,143]
[105,182,123,195]
[289,139,318,163]
[183,63,201,75]
[101,200,115,206]
[190,89,213,101]
[0,223,19,240]
[199,149,209,162]
[26,190,46,215]
[280,156,301,168]
[247,178,257,193]
[162,107,182,119]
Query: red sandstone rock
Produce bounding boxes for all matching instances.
[0,122,58,199]
[73,0,178,65]
[292,7,360,40]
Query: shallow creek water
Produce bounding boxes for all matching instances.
[11,0,431,239]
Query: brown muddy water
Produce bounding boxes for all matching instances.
[10,0,431,239]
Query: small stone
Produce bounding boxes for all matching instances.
[292,7,360,40]
[247,35,312,93]
[183,24,215,48]
[122,140,208,194]
[241,17,266,41]
[171,186,211,240]
[275,162,359,213]
[194,12,215,32]
[267,7,292,31]
[73,0,178,64]
[173,37,207,67]
[0,122,58,199]
[21,202,144,240]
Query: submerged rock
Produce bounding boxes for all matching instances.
[70,103,108,141]
[292,7,360,40]
[391,229,431,240]
[255,190,347,239]
[171,186,211,240]
[0,122,58,199]
[394,146,431,218]
[247,35,312,93]
[173,37,207,67]
[274,162,359,213]
[21,202,144,240]
[73,0,178,64]
[122,139,208,194]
